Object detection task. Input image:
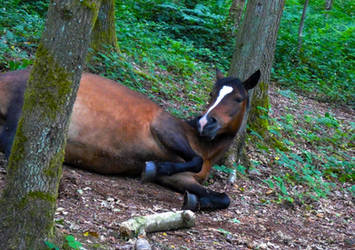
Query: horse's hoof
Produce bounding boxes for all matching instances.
[141,161,157,182]
[182,191,199,211]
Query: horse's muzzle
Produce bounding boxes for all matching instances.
[197,116,220,140]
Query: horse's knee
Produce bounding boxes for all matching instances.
[142,155,203,182]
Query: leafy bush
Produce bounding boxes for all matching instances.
[273,0,355,106]
[0,0,44,70]
[117,0,234,66]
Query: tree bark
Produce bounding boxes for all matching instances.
[0,0,101,249]
[224,0,285,169]
[88,0,118,62]
[229,0,246,33]
[119,210,196,238]
[325,0,333,10]
[298,0,309,53]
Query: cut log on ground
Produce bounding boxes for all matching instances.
[119,210,195,238]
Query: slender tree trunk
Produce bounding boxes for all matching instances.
[324,0,333,18]
[229,0,246,33]
[88,0,118,62]
[224,0,285,168]
[0,1,101,249]
[298,0,309,53]
[325,0,333,10]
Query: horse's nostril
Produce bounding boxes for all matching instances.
[210,117,217,123]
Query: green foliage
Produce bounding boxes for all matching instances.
[249,89,354,204]
[273,0,355,106]
[117,0,233,67]
[235,164,247,176]
[64,235,82,249]
[213,164,234,174]
[44,240,59,250]
[0,0,43,70]
[217,228,232,237]
[44,235,83,250]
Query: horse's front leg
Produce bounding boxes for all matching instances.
[142,114,202,182]
[156,172,230,211]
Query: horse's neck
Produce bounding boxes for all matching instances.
[184,121,235,163]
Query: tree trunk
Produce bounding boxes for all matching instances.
[88,0,118,62]
[324,0,333,18]
[224,0,285,169]
[0,1,100,249]
[229,0,246,33]
[325,0,333,10]
[298,0,309,53]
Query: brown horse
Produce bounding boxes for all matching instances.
[0,68,260,211]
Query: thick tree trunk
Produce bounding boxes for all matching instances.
[298,0,309,53]
[88,0,118,61]
[224,0,285,169]
[229,0,246,33]
[0,0,100,249]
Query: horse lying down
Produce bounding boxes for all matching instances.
[0,68,260,211]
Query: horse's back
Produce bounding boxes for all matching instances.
[0,69,170,174]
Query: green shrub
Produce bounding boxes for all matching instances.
[273,1,355,106]
[0,0,44,70]
[117,0,234,66]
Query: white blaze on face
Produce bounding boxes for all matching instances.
[199,85,234,133]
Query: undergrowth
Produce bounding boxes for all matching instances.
[273,0,355,107]
[0,0,44,70]
[221,89,354,205]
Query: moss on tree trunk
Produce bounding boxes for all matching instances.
[0,0,100,249]
[88,0,118,62]
[248,80,269,137]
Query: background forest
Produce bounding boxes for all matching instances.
[1,0,354,106]
[0,0,354,249]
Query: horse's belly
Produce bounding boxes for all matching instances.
[64,140,145,174]
[65,114,170,174]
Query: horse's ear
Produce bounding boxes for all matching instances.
[243,70,261,90]
[216,69,224,80]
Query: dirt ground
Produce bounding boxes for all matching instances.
[0,88,354,249]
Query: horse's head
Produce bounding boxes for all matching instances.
[197,70,261,140]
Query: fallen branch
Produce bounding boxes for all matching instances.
[119,210,195,238]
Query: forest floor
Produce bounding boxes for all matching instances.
[0,86,354,249]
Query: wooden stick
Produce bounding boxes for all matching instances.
[119,210,195,238]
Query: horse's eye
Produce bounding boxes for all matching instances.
[235,97,243,103]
